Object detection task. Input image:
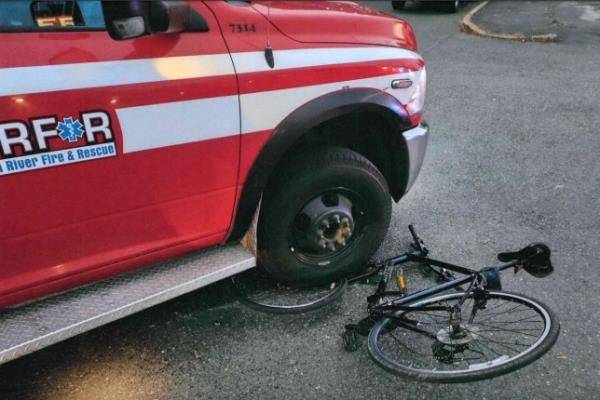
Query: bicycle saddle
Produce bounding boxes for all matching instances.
[497,243,554,278]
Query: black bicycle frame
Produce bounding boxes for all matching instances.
[369,251,519,309]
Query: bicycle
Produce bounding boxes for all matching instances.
[342,225,560,383]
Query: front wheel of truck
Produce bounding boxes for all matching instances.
[391,1,406,10]
[436,0,460,13]
[257,146,392,285]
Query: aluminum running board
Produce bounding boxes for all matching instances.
[0,244,255,365]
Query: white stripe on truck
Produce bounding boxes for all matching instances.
[117,71,422,153]
[0,54,235,97]
[116,96,240,153]
[0,47,421,96]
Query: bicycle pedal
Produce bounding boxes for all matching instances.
[346,318,375,336]
[342,329,361,352]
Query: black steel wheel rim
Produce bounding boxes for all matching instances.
[288,187,367,266]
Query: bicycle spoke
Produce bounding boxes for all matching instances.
[368,291,557,381]
[469,335,504,358]
[478,313,542,325]
[474,304,530,321]
[386,329,431,358]
[465,328,531,353]
[464,346,486,360]
[474,323,542,337]
[419,312,448,324]
[476,298,511,313]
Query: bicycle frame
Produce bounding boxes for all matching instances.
[344,227,523,337]
[370,251,519,309]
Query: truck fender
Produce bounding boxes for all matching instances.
[229,87,412,243]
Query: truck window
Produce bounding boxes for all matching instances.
[0,0,104,31]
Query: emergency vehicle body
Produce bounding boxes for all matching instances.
[0,0,428,309]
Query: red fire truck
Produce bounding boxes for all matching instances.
[0,0,427,363]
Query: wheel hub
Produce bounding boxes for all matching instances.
[300,193,355,253]
[436,324,480,345]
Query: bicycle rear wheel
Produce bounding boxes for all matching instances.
[367,291,559,383]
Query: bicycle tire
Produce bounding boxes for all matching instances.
[367,291,559,383]
[231,275,347,315]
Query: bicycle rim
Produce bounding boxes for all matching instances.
[367,291,559,383]
[231,268,346,314]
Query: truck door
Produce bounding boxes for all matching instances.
[0,0,240,303]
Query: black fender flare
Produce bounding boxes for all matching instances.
[227,87,413,242]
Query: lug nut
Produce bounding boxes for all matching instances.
[318,240,327,249]
[333,215,341,224]
[316,229,324,238]
[327,243,336,251]
[321,220,330,229]
[341,217,350,226]
[339,238,347,246]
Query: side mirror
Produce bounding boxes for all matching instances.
[101,0,208,40]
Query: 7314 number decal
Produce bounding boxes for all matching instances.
[229,23,256,33]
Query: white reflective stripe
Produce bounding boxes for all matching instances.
[116,96,239,153]
[0,54,235,97]
[105,47,422,153]
[0,47,421,97]
[117,71,417,153]
[232,46,421,74]
[240,73,415,133]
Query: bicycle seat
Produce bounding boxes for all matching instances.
[497,243,553,278]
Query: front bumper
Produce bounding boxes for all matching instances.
[402,122,429,194]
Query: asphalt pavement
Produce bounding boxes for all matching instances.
[472,1,600,43]
[1,1,599,399]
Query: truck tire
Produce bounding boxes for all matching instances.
[435,0,460,13]
[257,146,391,285]
[391,1,406,10]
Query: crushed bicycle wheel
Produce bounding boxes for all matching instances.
[231,267,347,314]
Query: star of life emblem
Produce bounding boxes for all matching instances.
[57,117,85,143]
